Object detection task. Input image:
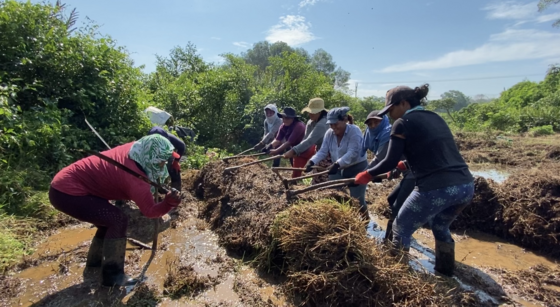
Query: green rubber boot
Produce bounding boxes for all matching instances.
[85,237,104,267]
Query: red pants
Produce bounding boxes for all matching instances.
[292,146,316,178]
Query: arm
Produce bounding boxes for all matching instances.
[292,121,328,155]
[366,136,405,176]
[367,142,389,169]
[168,134,185,157]
[129,183,175,218]
[337,127,364,168]
[310,130,331,164]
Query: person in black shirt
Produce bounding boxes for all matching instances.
[354,84,474,277]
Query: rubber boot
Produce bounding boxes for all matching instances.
[383,219,394,244]
[86,237,104,267]
[434,240,455,277]
[101,238,139,287]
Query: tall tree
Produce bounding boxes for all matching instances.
[429,98,457,122]
[333,67,351,90]
[311,49,336,76]
[441,90,471,110]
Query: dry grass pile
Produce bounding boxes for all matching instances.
[495,165,560,256]
[267,200,483,307]
[490,264,560,307]
[192,160,289,254]
[452,177,502,233]
[163,257,219,299]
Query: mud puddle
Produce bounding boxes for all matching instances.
[469,165,511,184]
[6,206,291,307]
[367,215,558,306]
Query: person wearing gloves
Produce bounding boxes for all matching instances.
[148,126,185,191]
[354,84,474,277]
[362,111,416,243]
[283,98,330,184]
[266,107,306,178]
[49,134,181,287]
[305,107,368,210]
[255,104,283,167]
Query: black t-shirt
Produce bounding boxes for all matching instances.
[391,110,472,191]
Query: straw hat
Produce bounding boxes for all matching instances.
[301,98,328,114]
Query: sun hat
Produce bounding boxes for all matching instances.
[278,107,300,119]
[301,98,328,114]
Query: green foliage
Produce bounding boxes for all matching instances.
[529,125,554,137]
[182,144,228,170]
[538,0,560,26]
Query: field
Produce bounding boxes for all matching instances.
[1,132,560,307]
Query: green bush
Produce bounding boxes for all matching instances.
[529,125,554,137]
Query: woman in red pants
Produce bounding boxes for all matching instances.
[49,134,181,287]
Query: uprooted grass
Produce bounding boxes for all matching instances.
[490,264,560,307]
[265,200,484,306]
[163,257,219,299]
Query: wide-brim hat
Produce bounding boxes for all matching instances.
[278,107,300,119]
[378,85,415,116]
[301,97,328,114]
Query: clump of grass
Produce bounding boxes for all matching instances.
[163,257,218,299]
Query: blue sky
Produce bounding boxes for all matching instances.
[37,0,560,99]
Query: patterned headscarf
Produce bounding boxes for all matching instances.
[129,134,174,192]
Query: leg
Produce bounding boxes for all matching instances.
[291,146,315,179]
[431,182,474,276]
[86,227,107,267]
[272,158,281,168]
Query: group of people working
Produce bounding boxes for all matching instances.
[253,84,474,276]
[47,83,473,289]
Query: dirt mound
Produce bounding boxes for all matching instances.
[496,166,560,256]
[452,177,502,232]
[267,200,484,306]
[455,132,497,151]
[194,160,289,255]
[367,180,399,218]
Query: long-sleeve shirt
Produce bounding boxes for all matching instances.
[292,117,328,155]
[262,117,283,144]
[275,120,306,146]
[310,124,367,168]
[51,143,175,218]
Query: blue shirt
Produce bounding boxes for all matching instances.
[310,124,367,168]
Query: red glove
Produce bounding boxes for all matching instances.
[355,171,374,185]
[397,161,407,171]
[172,159,181,172]
[163,190,181,207]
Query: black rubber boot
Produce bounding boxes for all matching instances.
[101,238,139,287]
[85,237,104,267]
[434,240,455,277]
[383,219,394,244]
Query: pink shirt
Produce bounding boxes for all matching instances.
[275,121,306,146]
[51,143,173,218]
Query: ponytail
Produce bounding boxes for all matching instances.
[347,114,354,125]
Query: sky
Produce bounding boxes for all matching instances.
[34,0,560,99]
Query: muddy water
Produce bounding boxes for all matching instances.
[368,215,558,306]
[471,168,510,183]
[8,215,289,307]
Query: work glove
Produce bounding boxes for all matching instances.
[328,162,340,175]
[304,160,315,173]
[387,168,401,180]
[261,145,271,154]
[397,160,408,171]
[172,159,181,172]
[355,170,374,185]
[164,190,181,207]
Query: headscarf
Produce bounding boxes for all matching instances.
[264,104,279,128]
[129,134,174,193]
[361,115,391,156]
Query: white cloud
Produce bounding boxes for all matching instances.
[266,15,316,46]
[211,37,221,40]
[299,0,321,8]
[233,41,251,48]
[483,1,537,20]
[379,29,560,73]
[536,12,560,23]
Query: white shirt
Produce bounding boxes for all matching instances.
[310,124,367,168]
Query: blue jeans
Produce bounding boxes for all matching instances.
[392,182,474,249]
